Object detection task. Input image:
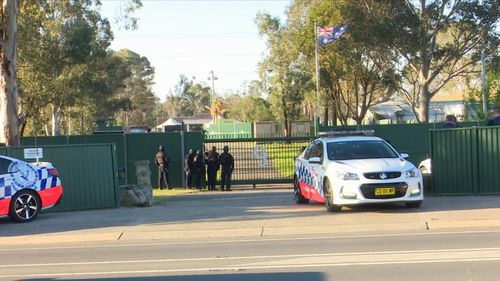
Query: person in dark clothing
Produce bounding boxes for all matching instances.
[193,150,205,189]
[184,149,195,189]
[155,145,170,190]
[487,107,500,126]
[205,146,219,191]
[441,114,459,128]
[219,145,234,191]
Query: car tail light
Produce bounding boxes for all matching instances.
[48,168,59,177]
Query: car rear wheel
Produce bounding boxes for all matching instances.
[9,190,41,223]
[293,176,309,204]
[405,201,422,208]
[324,180,342,212]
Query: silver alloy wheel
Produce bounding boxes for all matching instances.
[10,190,40,222]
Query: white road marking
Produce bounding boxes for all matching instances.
[2,257,500,279]
[3,247,500,268]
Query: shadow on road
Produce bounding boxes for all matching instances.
[20,272,327,281]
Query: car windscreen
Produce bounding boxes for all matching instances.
[327,140,399,160]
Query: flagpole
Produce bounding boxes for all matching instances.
[314,21,320,133]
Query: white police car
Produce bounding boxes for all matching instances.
[0,156,63,222]
[293,133,423,212]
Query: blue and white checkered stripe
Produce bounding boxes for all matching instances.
[0,167,60,200]
[297,164,317,188]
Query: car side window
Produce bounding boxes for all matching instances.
[303,143,317,160]
[0,158,13,175]
[310,142,324,160]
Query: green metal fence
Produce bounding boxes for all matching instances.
[21,132,204,188]
[431,126,500,195]
[0,144,119,211]
[204,137,311,185]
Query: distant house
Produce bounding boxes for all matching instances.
[155,113,213,132]
[366,99,472,124]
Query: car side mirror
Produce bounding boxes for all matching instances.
[309,157,322,164]
[400,153,409,159]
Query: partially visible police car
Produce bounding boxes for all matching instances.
[294,132,423,212]
[0,156,63,222]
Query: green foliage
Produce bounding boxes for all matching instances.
[162,75,211,118]
[106,49,158,127]
[227,95,274,122]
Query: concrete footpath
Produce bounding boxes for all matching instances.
[2,187,500,246]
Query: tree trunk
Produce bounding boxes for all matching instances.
[0,0,20,146]
[323,106,328,126]
[417,84,430,123]
[51,104,61,136]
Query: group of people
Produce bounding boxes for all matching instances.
[155,145,235,191]
[183,145,234,191]
[441,107,500,129]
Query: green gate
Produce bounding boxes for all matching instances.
[204,137,310,185]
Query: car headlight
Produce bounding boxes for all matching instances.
[337,171,359,181]
[405,168,419,178]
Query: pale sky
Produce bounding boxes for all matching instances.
[99,0,292,100]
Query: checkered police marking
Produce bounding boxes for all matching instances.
[0,164,60,201]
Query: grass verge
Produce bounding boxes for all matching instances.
[153,188,200,205]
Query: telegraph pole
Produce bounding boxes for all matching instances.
[481,49,488,118]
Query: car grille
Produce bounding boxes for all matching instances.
[364,172,401,180]
[360,183,408,199]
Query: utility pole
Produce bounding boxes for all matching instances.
[481,49,488,118]
[208,71,217,105]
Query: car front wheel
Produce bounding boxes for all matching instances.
[293,176,309,204]
[9,190,41,223]
[324,179,342,212]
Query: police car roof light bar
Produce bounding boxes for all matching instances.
[317,129,375,138]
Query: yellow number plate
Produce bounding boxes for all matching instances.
[375,187,396,196]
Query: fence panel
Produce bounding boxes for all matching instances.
[431,128,477,195]
[205,137,310,185]
[3,144,118,211]
[126,132,199,188]
[477,127,500,194]
[69,134,126,185]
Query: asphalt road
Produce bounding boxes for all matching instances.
[3,187,500,280]
[2,230,500,280]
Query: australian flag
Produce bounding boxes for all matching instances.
[317,24,350,46]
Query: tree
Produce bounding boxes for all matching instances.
[256,12,311,136]
[162,75,211,118]
[228,95,274,122]
[380,0,500,122]
[0,0,21,145]
[1,0,143,143]
[106,49,157,128]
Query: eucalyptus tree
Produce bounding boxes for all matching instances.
[378,0,500,122]
[284,0,399,125]
[0,0,142,143]
[256,12,312,136]
[106,49,157,128]
[164,75,211,118]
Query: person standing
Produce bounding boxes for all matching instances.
[441,115,459,128]
[184,149,195,189]
[193,150,205,189]
[205,146,219,191]
[487,107,500,126]
[219,145,234,192]
[155,145,170,190]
